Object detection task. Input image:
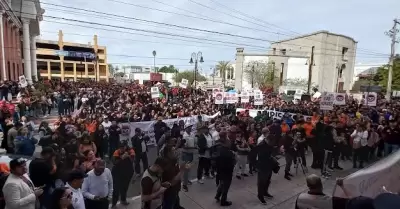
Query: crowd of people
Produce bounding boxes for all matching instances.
[0,80,398,209]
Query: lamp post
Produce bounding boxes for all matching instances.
[152,50,157,73]
[189,51,204,91]
[247,62,258,88]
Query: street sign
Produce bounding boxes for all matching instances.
[360,85,381,92]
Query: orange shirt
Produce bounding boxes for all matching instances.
[304,123,314,138]
[281,124,290,133]
[86,121,97,133]
[113,148,135,158]
[311,115,319,125]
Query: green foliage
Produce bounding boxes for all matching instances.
[173,70,206,85]
[158,65,178,73]
[244,61,279,89]
[216,61,234,81]
[375,56,400,91]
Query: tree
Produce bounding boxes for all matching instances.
[244,61,279,89]
[216,61,234,87]
[173,70,206,85]
[374,56,400,91]
[158,65,178,73]
[108,64,115,76]
[114,72,125,77]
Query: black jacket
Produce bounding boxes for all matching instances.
[197,133,212,155]
[256,140,274,171]
[215,144,236,176]
[131,134,148,154]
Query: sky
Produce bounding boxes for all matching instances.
[35,0,400,75]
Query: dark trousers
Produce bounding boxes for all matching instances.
[295,145,307,166]
[135,152,149,174]
[257,169,272,197]
[197,157,210,180]
[162,188,179,209]
[85,198,109,209]
[311,141,323,168]
[321,149,333,174]
[248,148,257,173]
[284,152,295,172]
[215,174,232,202]
[112,175,131,206]
[353,147,366,167]
[330,145,340,167]
[109,141,118,157]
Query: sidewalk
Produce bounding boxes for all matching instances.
[116,159,357,209]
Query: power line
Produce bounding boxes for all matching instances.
[22,1,389,56]
[191,0,389,56]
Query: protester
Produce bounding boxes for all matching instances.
[48,187,73,209]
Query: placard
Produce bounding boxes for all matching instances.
[320,92,334,110]
[334,93,346,105]
[151,87,160,99]
[212,88,223,98]
[214,92,224,104]
[19,75,27,88]
[364,92,377,106]
[179,79,188,88]
[225,92,238,104]
[241,91,250,103]
[253,90,263,106]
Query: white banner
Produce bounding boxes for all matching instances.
[214,92,224,104]
[240,91,250,103]
[332,150,400,199]
[120,112,221,145]
[320,92,334,110]
[179,79,188,88]
[225,92,238,104]
[334,93,346,105]
[253,90,263,106]
[236,108,311,121]
[151,87,160,99]
[364,92,377,106]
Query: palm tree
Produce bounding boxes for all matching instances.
[216,61,231,88]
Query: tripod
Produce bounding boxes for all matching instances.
[321,149,333,178]
[294,154,308,175]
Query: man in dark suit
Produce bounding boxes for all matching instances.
[256,134,275,205]
[131,128,149,176]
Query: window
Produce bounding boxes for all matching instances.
[281,49,286,55]
[7,62,11,81]
[342,47,348,61]
[272,48,276,55]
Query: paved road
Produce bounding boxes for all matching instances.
[116,157,359,209]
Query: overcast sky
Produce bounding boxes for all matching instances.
[37,0,399,74]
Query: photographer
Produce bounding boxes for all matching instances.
[131,128,149,176]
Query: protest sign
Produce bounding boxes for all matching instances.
[334,93,346,105]
[214,92,224,104]
[364,92,377,106]
[225,92,238,104]
[236,108,311,121]
[241,91,250,103]
[320,92,334,110]
[179,79,188,88]
[253,90,263,106]
[151,87,160,99]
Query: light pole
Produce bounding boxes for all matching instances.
[152,50,157,73]
[211,67,215,85]
[247,63,258,88]
[189,51,204,90]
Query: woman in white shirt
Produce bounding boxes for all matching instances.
[350,124,368,168]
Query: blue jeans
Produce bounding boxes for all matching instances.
[384,143,399,156]
[181,152,193,186]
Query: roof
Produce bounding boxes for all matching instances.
[272,30,357,44]
[358,67,379,76]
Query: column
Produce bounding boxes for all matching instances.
[73,63,77,81]
[22,19,32,83]
[60,56,65,81]
[105,64,109,82]
[234,48,244,91]
[0,10,6,80]
[84,63,88,77]
[47,61,51,80]
[30,36,37,81]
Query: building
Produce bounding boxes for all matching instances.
[121,65,152,73]
[0,0,43,82]
[36,30,109,82]
[235,30,358,92]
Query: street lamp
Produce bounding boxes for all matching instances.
[152,50,157,73]
[189,51,204,90]
[247,62,258,88]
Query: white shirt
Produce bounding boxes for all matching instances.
[101,121,112,134]
[351,130,369,147]
[141,139,147,153]
[66,183,85,209]
[211,130,220,141]
[257,135,265,145]
[82,168,113,200]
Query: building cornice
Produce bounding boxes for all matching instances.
[0,0,22,28]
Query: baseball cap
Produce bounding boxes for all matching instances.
[68,170,87,182]
[9,158,28,170]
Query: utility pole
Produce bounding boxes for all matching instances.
[307,46,315,94]
[385,19,399,101]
